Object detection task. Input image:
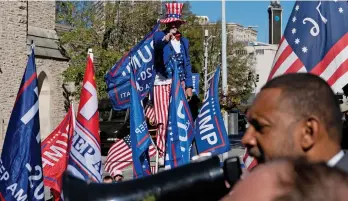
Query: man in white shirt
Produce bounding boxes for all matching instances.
[242,73,348,173]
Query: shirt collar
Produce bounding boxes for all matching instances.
[327,150,345,167]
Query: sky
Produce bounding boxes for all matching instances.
[190,1,296,43]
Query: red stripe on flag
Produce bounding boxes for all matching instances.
[284,59,304,74]
[269,45,293,79]
[311,33,348,76]
[327,59,348,86]
[15,72,37,103]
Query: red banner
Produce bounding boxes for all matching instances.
[41,106,75,199]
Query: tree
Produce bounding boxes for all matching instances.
[201,22,256,109]
[56,1,161,100]
[56,1,255,108]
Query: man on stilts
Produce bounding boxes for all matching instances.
[146,2,193,163]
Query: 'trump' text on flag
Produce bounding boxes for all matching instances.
[42,105,75,200]
[194,67,230,155]
[165,61,194,169]
[105,23,160,110]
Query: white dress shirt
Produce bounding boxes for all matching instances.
[327,150,344,167]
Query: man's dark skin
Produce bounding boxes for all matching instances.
[242,74,342,165]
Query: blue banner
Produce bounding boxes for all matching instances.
[0,47,44,200]
[130,65,152,178]
[192,73,200,96]
[105,23,160,110]
[165,62,194,169]
[194,67,230,155]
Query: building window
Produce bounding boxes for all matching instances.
[256,49,264,55]
[236,50,247,55]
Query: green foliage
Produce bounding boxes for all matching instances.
[201,22,256,108]
[57,1,160,100]
[57,1,254,106]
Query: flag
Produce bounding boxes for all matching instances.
[268,1,348,93]
[0,47,44,200]
[164,61,194,169]
[242,149,258,172]
[194,67,231,155]
[67,56,102,183]
[129,65,153,178]
[261,0,348,172]
[41,105,75,201]
[150,166,157,174]
[105,23,160,110]
[144,104,156,125]
[104,136,156,177]
[192,73,200,96]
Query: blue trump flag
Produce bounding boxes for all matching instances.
[129,65,152,178]
[105,23,160,110]
[194,67,230,155]
[0,47,44,200]
[164,61,194,169]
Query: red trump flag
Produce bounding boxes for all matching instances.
[41,105,75,199]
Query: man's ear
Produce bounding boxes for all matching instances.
[300,117,320,151]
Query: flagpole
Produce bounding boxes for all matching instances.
[148,137,159,173]
[155,145,159,173]
[221,0,229,161]
[88,48,93,62]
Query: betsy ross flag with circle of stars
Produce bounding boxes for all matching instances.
[268,0,348,93]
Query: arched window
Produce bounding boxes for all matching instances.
[38,71,51,140]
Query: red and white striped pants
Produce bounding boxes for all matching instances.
[153,84,171,157]
[145,82,186,157]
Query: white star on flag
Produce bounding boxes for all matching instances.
[292,28,297,34]
[339,7,343,13]
[292,16,297,23]
[295,38,300,44]
[295,5,299,11]
[302,46,308,53]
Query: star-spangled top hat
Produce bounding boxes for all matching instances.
[160,2,186,24]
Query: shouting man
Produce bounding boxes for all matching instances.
[242,73,348,173]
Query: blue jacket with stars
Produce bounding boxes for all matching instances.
[153,30,193,88]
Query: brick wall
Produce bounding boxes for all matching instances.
[0,1,69,148]
[36,58,69,139]
[28,1,55,30]
[0,1,28,145]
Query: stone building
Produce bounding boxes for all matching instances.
[197,16,258,43]
[0,1,69,151]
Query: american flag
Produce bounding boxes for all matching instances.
[104,135,157,177]
[150,165,157,174]
[242,149,258,172]
[269,1,348,93]
[245,1,348,171]
[145,104,156,125]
